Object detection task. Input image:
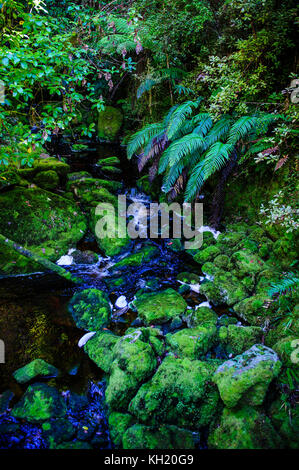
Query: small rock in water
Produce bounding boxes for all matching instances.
[56,255,73,266]
[115,295,127,309]
[78,332,97,348]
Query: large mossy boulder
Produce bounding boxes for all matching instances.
[123,424,196,450]
[233,294,273,326]
[84,330,119,372]
[213,344,281,408]
[208,406,282,449]
[33,170,59,190]
[108,412,135,447]
[98,106,123,141]
[129,356,220,429]
[200,272,248,307]
[184,307,218,328]
[133,289,187,325]
[68,288,111,331]
[12,383,66,422]
[218,325,263,356]
[105,330,158,411]
[0,187,87,274]
[13,359,59,384]
[166,324,217,359]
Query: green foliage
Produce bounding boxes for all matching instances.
[268,272,299,298]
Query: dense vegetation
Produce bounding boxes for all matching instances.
[0,0,298,452]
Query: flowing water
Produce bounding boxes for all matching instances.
[0,143,234,449]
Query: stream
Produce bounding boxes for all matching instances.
[0,143,234,449]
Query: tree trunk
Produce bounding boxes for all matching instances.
[0,233,82,284]
[209,149,238,229]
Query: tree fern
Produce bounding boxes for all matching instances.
[227,116,258,146]
[158,134,204,175]
[166,99,202,140]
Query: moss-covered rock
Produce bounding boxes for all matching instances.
[166,324,217,359]
[108,412,135,447]
[33,170,59,190]
[218,325,263,356]
[123,424,196,450]
[213,344,282,408]
[231,250,264,277]
[111,245,159,269]
[193,245,221,264]
[42,418,75,448]
[13,359,59,384]
[0,170,22,191]
[200,272,248,307]
[105,330,157,410]
[84,330,119,372]
[0,187,87,274]
[133,289,187,325]
[129,356,220,429]
[98,106,123,141]
[208,406,282,449]
[12,383,66,422]
[184,307,218,328]
[233,294,272,326]
[272,336,299,370]
[68,288,111,331]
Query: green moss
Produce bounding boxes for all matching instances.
[111,245,159,269]
[234,294,273,326]
[68,288,111,331]
[33,170,59,190]
[123,424,196,450]
[272,336,299,370]
[98,106,123,141]
[84,330,119,372]
[134,288,187,325]
[129,356,220,429]
[184,307,218,328]
[31,157,69,176]
[231,250,264,277]
[108,412,135,447]
[0,187,87,274]
[200,271,248,306]
[105,331,157,410]
[213,344,282,408]
[218,325,263,356]
[166,324,217,359]
[177,272,201,285]
[214,254,231,269]
[193,245,221,264]
[12,383,66,422]
[13,359,59,384]
[208,406,282,449]
[42,418,75,448]
[0,169,22,190]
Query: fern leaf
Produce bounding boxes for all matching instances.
[127,122,165,159]
[158,134,204,175]
[227,116,258,146]
[137,78,160,99]
[166,99,202,140]
[268,272,299,297]
[185,142,233,201]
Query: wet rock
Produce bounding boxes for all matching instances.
[184,307,218,328]
[213,344,282,408]
[208,406,282,449]
[13,359,59,384]
[166,324,217,359]
[84,330,119,372]
[12,383,67,422]
[108,412,135,447]
[133,288,187,325]
[217,315,238,327]
[72,250,98,265]
[234,294,273,326]
[123,424,196,450]
[98,106,123,141]
[111,245,159,269]
[129,356,220,429]
[42,418,75,448]
[68,288,111,331]
[105,331,157,410]
[200,272,248,306]
[193,246,221,264]
[218,325,263,356]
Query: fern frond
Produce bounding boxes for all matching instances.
[227,116,258,146]
[204,115,232,149]
[127,122,165,159]
[185,142,233,201]
[137,78,160,99]
[166,99,202,140]
[158,134,204,175]
[268,272,299,297]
